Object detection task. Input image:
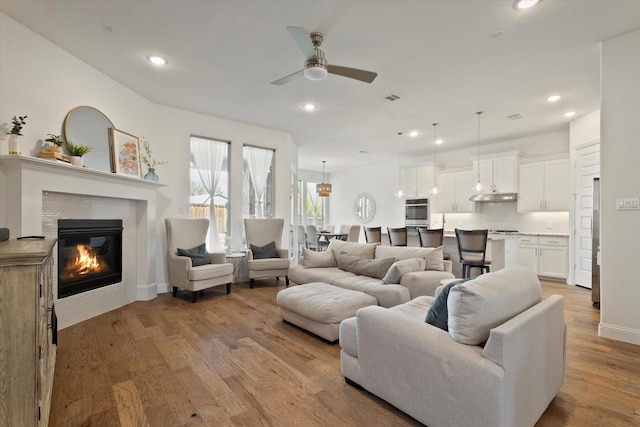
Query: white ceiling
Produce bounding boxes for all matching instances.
[2,0,639,172]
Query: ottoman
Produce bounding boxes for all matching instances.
[276,282,378,342]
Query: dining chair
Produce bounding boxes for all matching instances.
[364,226,382,244]
[347,225,361,242]
[387,227,408,246]
[305,224,319,251]
[455,228,491,279]
[339,224,350,235]
[297,224,307,255]
[417,227,450,260]
[324,224,335,233]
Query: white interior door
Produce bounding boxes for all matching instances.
[573,143,600,288]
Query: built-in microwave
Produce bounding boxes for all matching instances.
[405,198,429,226]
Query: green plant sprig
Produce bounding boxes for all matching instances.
[7,115,27,136]
[65,139,93,157]
[45,134,64,146]
[140,138,167,169]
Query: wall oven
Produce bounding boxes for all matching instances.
[405,198,429,226]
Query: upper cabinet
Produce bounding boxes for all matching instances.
[518,156,570,212]
[402,164,437,198]
[436,169,473,213]
[472,153,519,193]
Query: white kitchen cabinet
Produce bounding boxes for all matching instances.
[518,156,570,212]
[436,169,473,213]
[473,154,518,193]
[402,164,437,198]
[518,235,568,279]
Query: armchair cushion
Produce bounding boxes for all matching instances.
[335,251,395,280]
[382,258,427,284]
[177,243,211,267]
[302,247,337,268]
[250,241,279,259]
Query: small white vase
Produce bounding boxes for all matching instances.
[8,134,20,155]
[68,155,83,167]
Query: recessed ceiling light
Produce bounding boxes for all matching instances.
[514,0,541,10]
[147,55,167,66]
[409,131,419,138]
[303,103,316,112]
[547,95,561,102]
[564,111,576,117]
[435,139,443,145]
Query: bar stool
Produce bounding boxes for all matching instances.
[417,227,450,260]
[455,228,491,278]
[364,226,382,243]
[387,227,408,246]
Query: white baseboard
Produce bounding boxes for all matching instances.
[598,322,640,345]
[136,282,158,301]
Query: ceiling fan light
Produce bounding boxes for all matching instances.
[304,64,328,81]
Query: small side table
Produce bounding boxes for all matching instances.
[227,252,248,283]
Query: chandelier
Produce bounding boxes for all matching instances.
[317,160,332,197]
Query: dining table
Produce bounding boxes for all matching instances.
[316,232,348,250]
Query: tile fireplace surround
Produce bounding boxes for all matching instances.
[0,155,164,328]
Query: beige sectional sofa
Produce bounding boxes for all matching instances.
[339,266,566,427]
[288,239,455,307]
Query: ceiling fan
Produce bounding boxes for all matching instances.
[271,26,378,86]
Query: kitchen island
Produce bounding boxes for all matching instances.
[443,232,520,278]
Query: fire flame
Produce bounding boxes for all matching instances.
[73,244,104,276]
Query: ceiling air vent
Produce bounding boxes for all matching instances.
[507,113,525,120]
[383,94,402,102]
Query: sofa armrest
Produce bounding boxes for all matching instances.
[208,252,227,264]
[353,306,504,427]
[443,260,452,273]
[277,248,289,259]
[167,254,191,287]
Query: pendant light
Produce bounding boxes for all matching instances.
[473,111,486,194]
[394,154,405,199]
[430,122,440,196]
[316,160,332,197]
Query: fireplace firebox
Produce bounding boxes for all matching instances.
[57,219,123,298]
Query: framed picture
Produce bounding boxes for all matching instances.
[109,128,142,178]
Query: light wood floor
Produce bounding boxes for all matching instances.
[49,279,640,426]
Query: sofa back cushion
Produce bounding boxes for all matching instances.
[447,266,542,345]
[335,251,395,279]
[328,239,378,259]
[302,247,337,268]
[375,245,444,271]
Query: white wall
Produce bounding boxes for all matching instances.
[0,13,295,293]
[599,29,640,345]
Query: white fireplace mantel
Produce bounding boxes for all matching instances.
[0,155,165,301]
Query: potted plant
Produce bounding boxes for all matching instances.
[6,115,27,155]
[139,138,167,181]
[65,139,93,167]
[44,134,64,153]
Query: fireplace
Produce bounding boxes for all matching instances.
[57,219,123,298]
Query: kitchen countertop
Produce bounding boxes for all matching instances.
[443,232,569,239]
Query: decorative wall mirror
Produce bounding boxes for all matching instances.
[353,193,376,224]
[63,106,114,172]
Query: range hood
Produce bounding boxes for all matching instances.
[469,192,518,202]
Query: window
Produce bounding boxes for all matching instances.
[189,136,229,250]
[243,146,275,218]
[306,181,325,226]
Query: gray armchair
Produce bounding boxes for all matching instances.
[165,218,234,303]
[244,218,290,288]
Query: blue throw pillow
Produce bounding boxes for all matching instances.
[425,279,470,331]
[250,241,280,259]
[177,243,211,267]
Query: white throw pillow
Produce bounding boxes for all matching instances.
[447,266,542,345]
[382,258,427,284]
[424,246,444,271]
[302,247,337,268]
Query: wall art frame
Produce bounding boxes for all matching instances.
[109,128,142,178]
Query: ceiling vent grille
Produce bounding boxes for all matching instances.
[383,94,402,102]
[507,113,525,120]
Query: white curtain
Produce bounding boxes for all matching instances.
[191,137,226,250]
[307,182,319,224]
[244,146,273,218]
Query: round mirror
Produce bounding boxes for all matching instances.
[63,106,114,172]
[353,193,376,224]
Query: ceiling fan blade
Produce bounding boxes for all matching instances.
[286,26,316,60]
[271,69,305,86]
[327,65,378,83]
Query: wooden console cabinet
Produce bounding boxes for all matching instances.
[0,239,57,427]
